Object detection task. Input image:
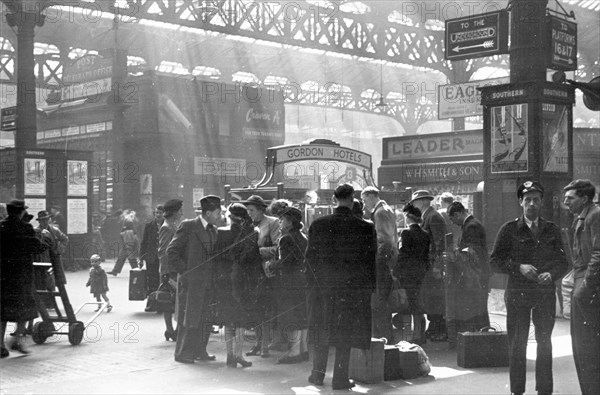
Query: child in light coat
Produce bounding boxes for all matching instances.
[86,254,112,312]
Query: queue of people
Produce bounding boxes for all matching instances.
[1,178,598,395]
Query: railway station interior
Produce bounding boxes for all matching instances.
[1,0,599,394]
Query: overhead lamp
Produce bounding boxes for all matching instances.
[375,63,387,108]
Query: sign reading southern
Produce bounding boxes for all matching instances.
[445,10,509,61]
[384,130,483,162]
[438,77,509,119]
[275,144,372,168]
[547,15,577,71]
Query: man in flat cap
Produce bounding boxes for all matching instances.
[410,190,448,342]
[491,181,568,395]
[1,200,47,357]
[563,179,600,395]
[167,195,222,363]
[305,184,377,389]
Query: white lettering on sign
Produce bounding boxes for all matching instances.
[450,27,496,43]
[490,89,525,99]
[543,88,568,98]
[245,109,281,125]
[438,77,508,119]
[275,145,371,168]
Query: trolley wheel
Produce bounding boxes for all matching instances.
[68,321,85,345]
[32,321,55,344]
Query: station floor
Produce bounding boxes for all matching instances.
[1,261,582,395]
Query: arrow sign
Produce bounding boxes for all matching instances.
[547,15,577,71]
[445,10,509,61]
[452,40,495,53]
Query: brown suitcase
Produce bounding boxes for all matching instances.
[457,327,509,368]
[349,338,385,384]
[384,344,421,380]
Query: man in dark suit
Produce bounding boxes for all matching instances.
[167,195,222,364]
[491,181,568,395]
[139,205,165,298]
[563,179,600,395]
[446,202,490,348]
[411,190,448,341]
[305,184,377,390]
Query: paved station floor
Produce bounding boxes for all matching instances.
[1,262,581,394]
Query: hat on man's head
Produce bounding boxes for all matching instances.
[37,210,51,220]
[242,195,268,208]
[23,212,34,222]
[195,195,221,212]
[334,184,354,200]
[517,181,544,199]
[409,190,434,204]
[163,198,183,214]
[440,192,455,204]
[7,199,28,211]
[279,206,302,224]
[228,203,249,218]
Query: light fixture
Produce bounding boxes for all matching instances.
[375,62,387,107]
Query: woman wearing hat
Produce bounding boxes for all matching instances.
[268,206,309,364]
[215,203,261,368]
[243,195,281,357]
[393,203,431,345]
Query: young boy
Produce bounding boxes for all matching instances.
[86,254,113,312]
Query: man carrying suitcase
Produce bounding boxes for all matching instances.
[490,181,568,395]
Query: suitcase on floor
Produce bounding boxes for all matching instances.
[129,269,147,301]
[457,327,509,368]
[384,344,421,380]
[349,338,385,384]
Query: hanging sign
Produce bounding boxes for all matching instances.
[547,15,577,71]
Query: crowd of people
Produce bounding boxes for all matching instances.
[1,178,598,394]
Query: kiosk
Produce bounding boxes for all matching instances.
[225,139,411,227]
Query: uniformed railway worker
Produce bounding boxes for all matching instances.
[490,181,568,395]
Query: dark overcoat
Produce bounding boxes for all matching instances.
[1,215,47,322]
[445,215,490,321]
[167,217,216,329]
[420,206,447,315]
[140,220,161,265]
[272,229,308,331]
[305,206,377,350]
[214,225,261,327]
[395,224,431,286]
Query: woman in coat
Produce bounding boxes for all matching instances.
[215,203,261,368]
[268,207,308,364]
[1,200,47,357]
[393,203,431,345]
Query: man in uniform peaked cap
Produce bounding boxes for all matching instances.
[491,181,567,395]
[168,194,222,364]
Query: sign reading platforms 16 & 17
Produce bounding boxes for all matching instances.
[547,15,577,71]
[445,10,509,61]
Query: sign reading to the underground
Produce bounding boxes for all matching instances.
[445,10,509,61]
[274,145,372,168]
[547,15,577,71]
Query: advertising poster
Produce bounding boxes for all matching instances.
[490,104,529,173]
[67,160,88,196]
[24,158,46,196]
[542,104,569,173]
[25,198,47,228]
[67,199,87,234]
[193,188,205,207]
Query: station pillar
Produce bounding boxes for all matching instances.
[480,0,575,247]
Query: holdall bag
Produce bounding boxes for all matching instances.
[129,268,147,301]
[349,337,386,384]
[148,280,176,313]
[457,326,509,368]
[384,344,421,380]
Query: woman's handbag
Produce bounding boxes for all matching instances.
[388,280,410,314]
[148,280,176,313]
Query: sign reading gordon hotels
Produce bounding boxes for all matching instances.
[274,144,372,169]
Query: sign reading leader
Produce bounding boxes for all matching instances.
[445,10,509,61]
